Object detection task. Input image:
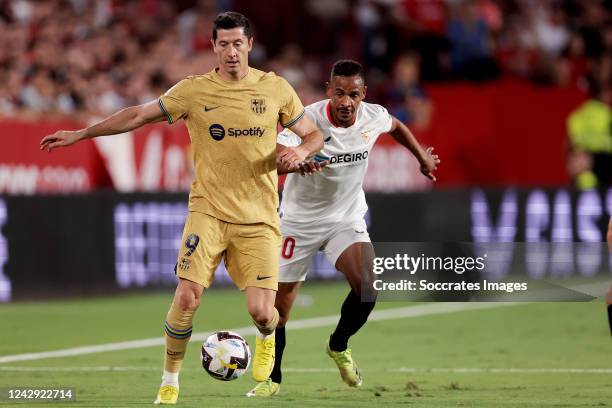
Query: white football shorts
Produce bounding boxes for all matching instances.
[279,218,371,282]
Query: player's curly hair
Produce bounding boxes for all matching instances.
[331,60,363,79]
[212,12,252,41]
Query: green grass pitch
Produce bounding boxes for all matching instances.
[0,281,611,407]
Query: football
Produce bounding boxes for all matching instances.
[201,331,251,381]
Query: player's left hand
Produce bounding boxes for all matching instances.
[278,146,309,170]
[420,146,440,181]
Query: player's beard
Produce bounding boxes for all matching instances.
[337,108,355,125]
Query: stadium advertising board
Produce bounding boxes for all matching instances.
[0,188,609,302]
[0,189,612,302]
[0,122,110,194]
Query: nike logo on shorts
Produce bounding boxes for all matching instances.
[204,106,220,112]
[256,275,272,280]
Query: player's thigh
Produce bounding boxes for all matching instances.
[225,223,281,291]
[175,211,227,289]
[335,242,376,296]
[279,225,324,284]
[275,282,302,327]
[324,219,374,294]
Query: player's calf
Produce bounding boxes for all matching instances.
[155,280,203,404]
[246,287,279,382]
[251,315,278,382]
[328,288,376,353]
[325,243,376,386]
[327,256,374,388]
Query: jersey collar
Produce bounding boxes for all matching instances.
[325,101,339,127]
[212,67,252,84]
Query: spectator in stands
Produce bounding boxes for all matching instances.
[395,0,451,81]
[556,32,589,88]
[447,0,499,81]
[3,0,612,120]
[385,52,433,131]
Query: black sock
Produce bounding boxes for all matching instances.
[329,290,376,352]
[608,305,612,336]
[270,326,286,383]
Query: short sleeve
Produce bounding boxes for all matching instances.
[278,78,305,128]
[158,78,192,124]
[377,105,393,133]
[277,128,302,147]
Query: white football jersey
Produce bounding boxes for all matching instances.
[278,99,393,225]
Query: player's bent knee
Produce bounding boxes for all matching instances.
[175,291,200,311]
[248,304,274,325]
[174,280,204,311]
[606,286,612,305]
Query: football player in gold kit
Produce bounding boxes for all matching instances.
[40,12,324,405]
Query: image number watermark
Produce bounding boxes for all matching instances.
[1,388,76,402]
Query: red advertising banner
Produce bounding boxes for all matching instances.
[0,80,586,194]
[0,120,112,194]
[95,123,192,192]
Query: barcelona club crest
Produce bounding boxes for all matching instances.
[251,98,266,114]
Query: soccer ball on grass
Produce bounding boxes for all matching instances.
[201,331,251,381]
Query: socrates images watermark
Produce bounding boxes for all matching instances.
[364,241,609,302]
[371,252,528,294]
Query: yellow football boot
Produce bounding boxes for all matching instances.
[252,335,275,382]
[246,378,280,397]
[326,339,362,387]
[153,385,179,405]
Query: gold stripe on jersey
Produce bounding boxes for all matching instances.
[158,99,174,124]
[281,108,305,128]
[158,68,305,228]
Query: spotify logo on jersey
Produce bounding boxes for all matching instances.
[209,124,225,141]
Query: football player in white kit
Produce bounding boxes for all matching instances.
[247,60,440,397]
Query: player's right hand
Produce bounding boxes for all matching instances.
[297,160,328,176]
[278,146,309,170]
[420,146,440,181]
[40,129,85,152]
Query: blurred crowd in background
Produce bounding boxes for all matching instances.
[0,0,610,123]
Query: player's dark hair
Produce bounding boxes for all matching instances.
[212,12,252,42]
[331,60,364,79]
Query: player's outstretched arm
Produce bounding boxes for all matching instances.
[277,114,324,170]
[40,100,166,152]
[388,116,440,181]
